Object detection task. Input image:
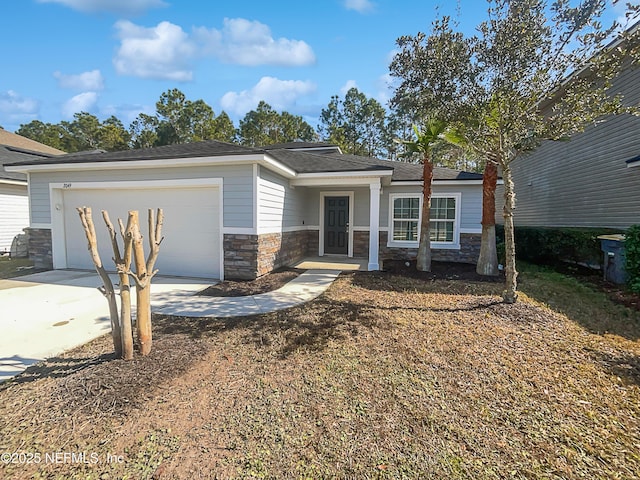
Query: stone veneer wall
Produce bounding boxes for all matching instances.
[224,229,312,280]
[223,234,258,280]
[25,227,53,269]
[257,230,311,277]
[353,231,369,258]
[378,231,481,265]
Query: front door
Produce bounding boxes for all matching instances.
[324,196,349,254]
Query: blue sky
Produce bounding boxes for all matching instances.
[0,0,628,133]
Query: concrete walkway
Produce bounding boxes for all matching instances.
[154,269,341,318]
[0,268,342,382]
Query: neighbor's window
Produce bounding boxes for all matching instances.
[390,195,458,245]
[430,197,456,243]
[392,197,420,242]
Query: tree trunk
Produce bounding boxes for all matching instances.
[476,155,499,276]
[416,152,433,271]
[128,211,153,356]
[501,165,518,303]
[77,207,122,357]
[127,209,163,356]
[119,217,135,360]
[102,211,135,360]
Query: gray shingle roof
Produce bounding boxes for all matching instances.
[0,145,54,182]
[5,140,482,182]
[0,130,65,155]
[6,140,261,166]
[267,149,482,181]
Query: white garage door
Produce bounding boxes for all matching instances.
[62,185,221,279]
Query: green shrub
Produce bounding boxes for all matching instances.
[495,225,624,267]
[625,225,640,293]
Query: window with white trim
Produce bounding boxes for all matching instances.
[391,196,420,242]
[429,197,456,242]
[389,193,460,248]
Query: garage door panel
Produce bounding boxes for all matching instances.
[63,186,220,279]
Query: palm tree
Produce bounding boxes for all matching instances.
[396,120,465,271]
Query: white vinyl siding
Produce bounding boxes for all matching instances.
[257,167,307,232]
[0,184,29,252]
[28,164,253,228]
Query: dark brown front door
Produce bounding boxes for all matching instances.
[324,196,349,254]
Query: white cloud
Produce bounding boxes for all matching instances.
[113,20,196,81]
[54,70,104,91]
[194,18,315,66]
[220,77,317,116]
[340,80,359,96]
[112,18,315,81]
[0,90,39,116]
[62,92,99,118]
[0,91,40,127]
[344,0,374,13]
[36,0,166,16]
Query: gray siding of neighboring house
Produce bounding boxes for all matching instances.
[257,166,306,230]
[508,65,640,229]
[28,164,254,228]
[0,183,29,252]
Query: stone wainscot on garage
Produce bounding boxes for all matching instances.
[6,141,491,280]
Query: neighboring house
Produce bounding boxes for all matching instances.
[507,51,640,229]
[6,141,485,279]
[0,130,64,254]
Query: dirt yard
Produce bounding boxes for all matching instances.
[1,265,639,479]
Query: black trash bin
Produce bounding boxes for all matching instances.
[597,234,627,284]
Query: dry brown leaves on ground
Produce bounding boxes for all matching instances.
[197,268,302,297]
[1,271,639,479]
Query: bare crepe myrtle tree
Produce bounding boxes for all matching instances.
[77,207,122,357]
[77,207,163,358]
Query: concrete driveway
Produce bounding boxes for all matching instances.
[0,270,211,383]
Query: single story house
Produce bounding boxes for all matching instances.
[0,130,64,254]
[6,141,485,279]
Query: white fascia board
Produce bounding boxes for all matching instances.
[291,170,392,187]
[289,146,342,153]
[627,161,640,168]
[0,179,27,186]
[5,153,267,173]
[261,154,297,178]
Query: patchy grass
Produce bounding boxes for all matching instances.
[1,268,639,479]
[518,261,640,341]
[0,256,36,279]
